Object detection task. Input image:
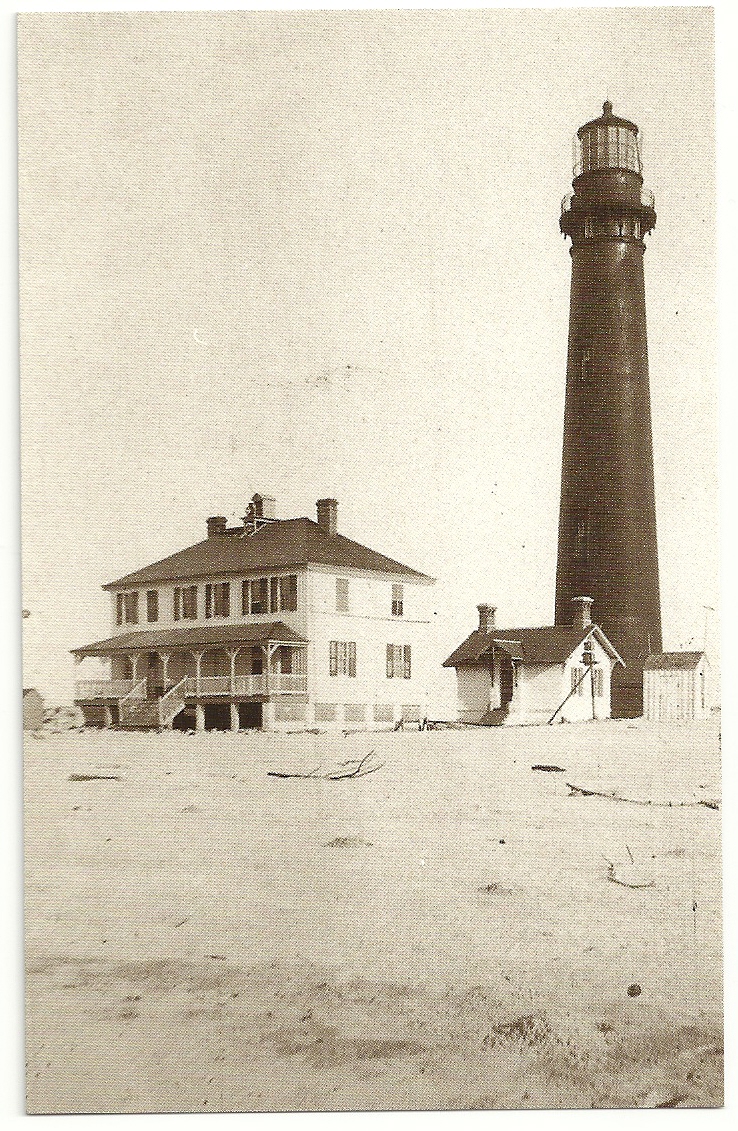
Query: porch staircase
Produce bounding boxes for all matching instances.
[117,677,187,730]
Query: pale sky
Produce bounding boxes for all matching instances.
[17,6,718,703]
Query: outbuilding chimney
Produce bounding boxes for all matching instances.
[316,498,338,537]
[251,493,276,520]
[572,596,594,629]
[477,603,496,634]
[206,516,227,538]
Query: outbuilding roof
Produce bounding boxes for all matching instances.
[104,517,433,589]
[71,621,307,657]
[443,625,623,668]
[643,651,705,671]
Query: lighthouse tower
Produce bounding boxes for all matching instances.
[555,101,662,718]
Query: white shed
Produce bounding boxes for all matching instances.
[443,599,623,726]
[643,652,710,721]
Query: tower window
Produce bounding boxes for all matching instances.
[580,349,590,383]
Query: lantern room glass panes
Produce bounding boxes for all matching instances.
[578,125,640,175]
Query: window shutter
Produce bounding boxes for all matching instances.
[116,593,123,625]
[386,644,394,679]
[131,592,139,624]
[270,577,279,613]
[281,574,297,611]
[222,582,230,617]
[403,645,412,679]
[173,588,180,621]
[205,584,212,619]
[242,580,249,616]
[348,642,356,678]
[329,641,338,676]
[338,641,347,675]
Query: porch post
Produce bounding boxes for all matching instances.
[160,652,170,688]
[230,702,239,732]
[262,644,270,696]
[103,704,113,729]
[195,703,205,732]
[193,651,203,697]
[228,648,238,695]
[130,653,140,685]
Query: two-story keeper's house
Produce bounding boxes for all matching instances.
[72,495,435,732]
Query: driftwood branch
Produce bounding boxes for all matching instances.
[268,750,383,781]
[566,782,720,811]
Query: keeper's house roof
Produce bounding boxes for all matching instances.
[643,651,705,671]
[71,621,306,658]
[104,517,433,590]
[443,625,623,668]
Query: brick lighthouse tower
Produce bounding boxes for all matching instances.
[555,101,662,717]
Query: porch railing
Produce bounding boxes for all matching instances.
[181,673,307,697]
[74,679,135,700]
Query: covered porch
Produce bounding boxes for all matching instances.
[72,621,308,731]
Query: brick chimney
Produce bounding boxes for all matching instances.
[316,498,338,537]
[477,603,496,633]
[252,493,276,520]
[572,596,594,629]
[206,516,227,538]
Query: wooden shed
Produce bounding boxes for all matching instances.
[643,652,709,721]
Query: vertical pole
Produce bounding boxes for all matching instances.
[230,701,239,732]
[229,649,238,695]
[195,703,205,732]
[160,652,170,688]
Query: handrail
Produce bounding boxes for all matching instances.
[119,677,147,703]
[158,677,188,727]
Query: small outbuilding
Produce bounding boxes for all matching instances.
[643,651,710,721]
[23,688,44,730]
[443,598,623,725]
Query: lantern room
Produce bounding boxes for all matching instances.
[574,100,642,178]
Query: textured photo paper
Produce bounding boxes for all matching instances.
[19,7,722,1113]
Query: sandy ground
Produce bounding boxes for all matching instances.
[24,718,722,1112]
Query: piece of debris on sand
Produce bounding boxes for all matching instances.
[324,836,374,849]
[68,773,122,782]
[268,750,383,781]
[606,861,655,890]
[531,764,566,773]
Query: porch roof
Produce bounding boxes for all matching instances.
[71,620,307,657]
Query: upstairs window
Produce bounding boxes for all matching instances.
[247,577,269,614]
[329,640,356,677]
[386,644,411,679]
[120,591,139,625]
[212,582,230,618]
[392,584,404,617]
[242,574,298,615]
[146,590,159,623]
[336,577,349,612]
[175,585,197,621]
